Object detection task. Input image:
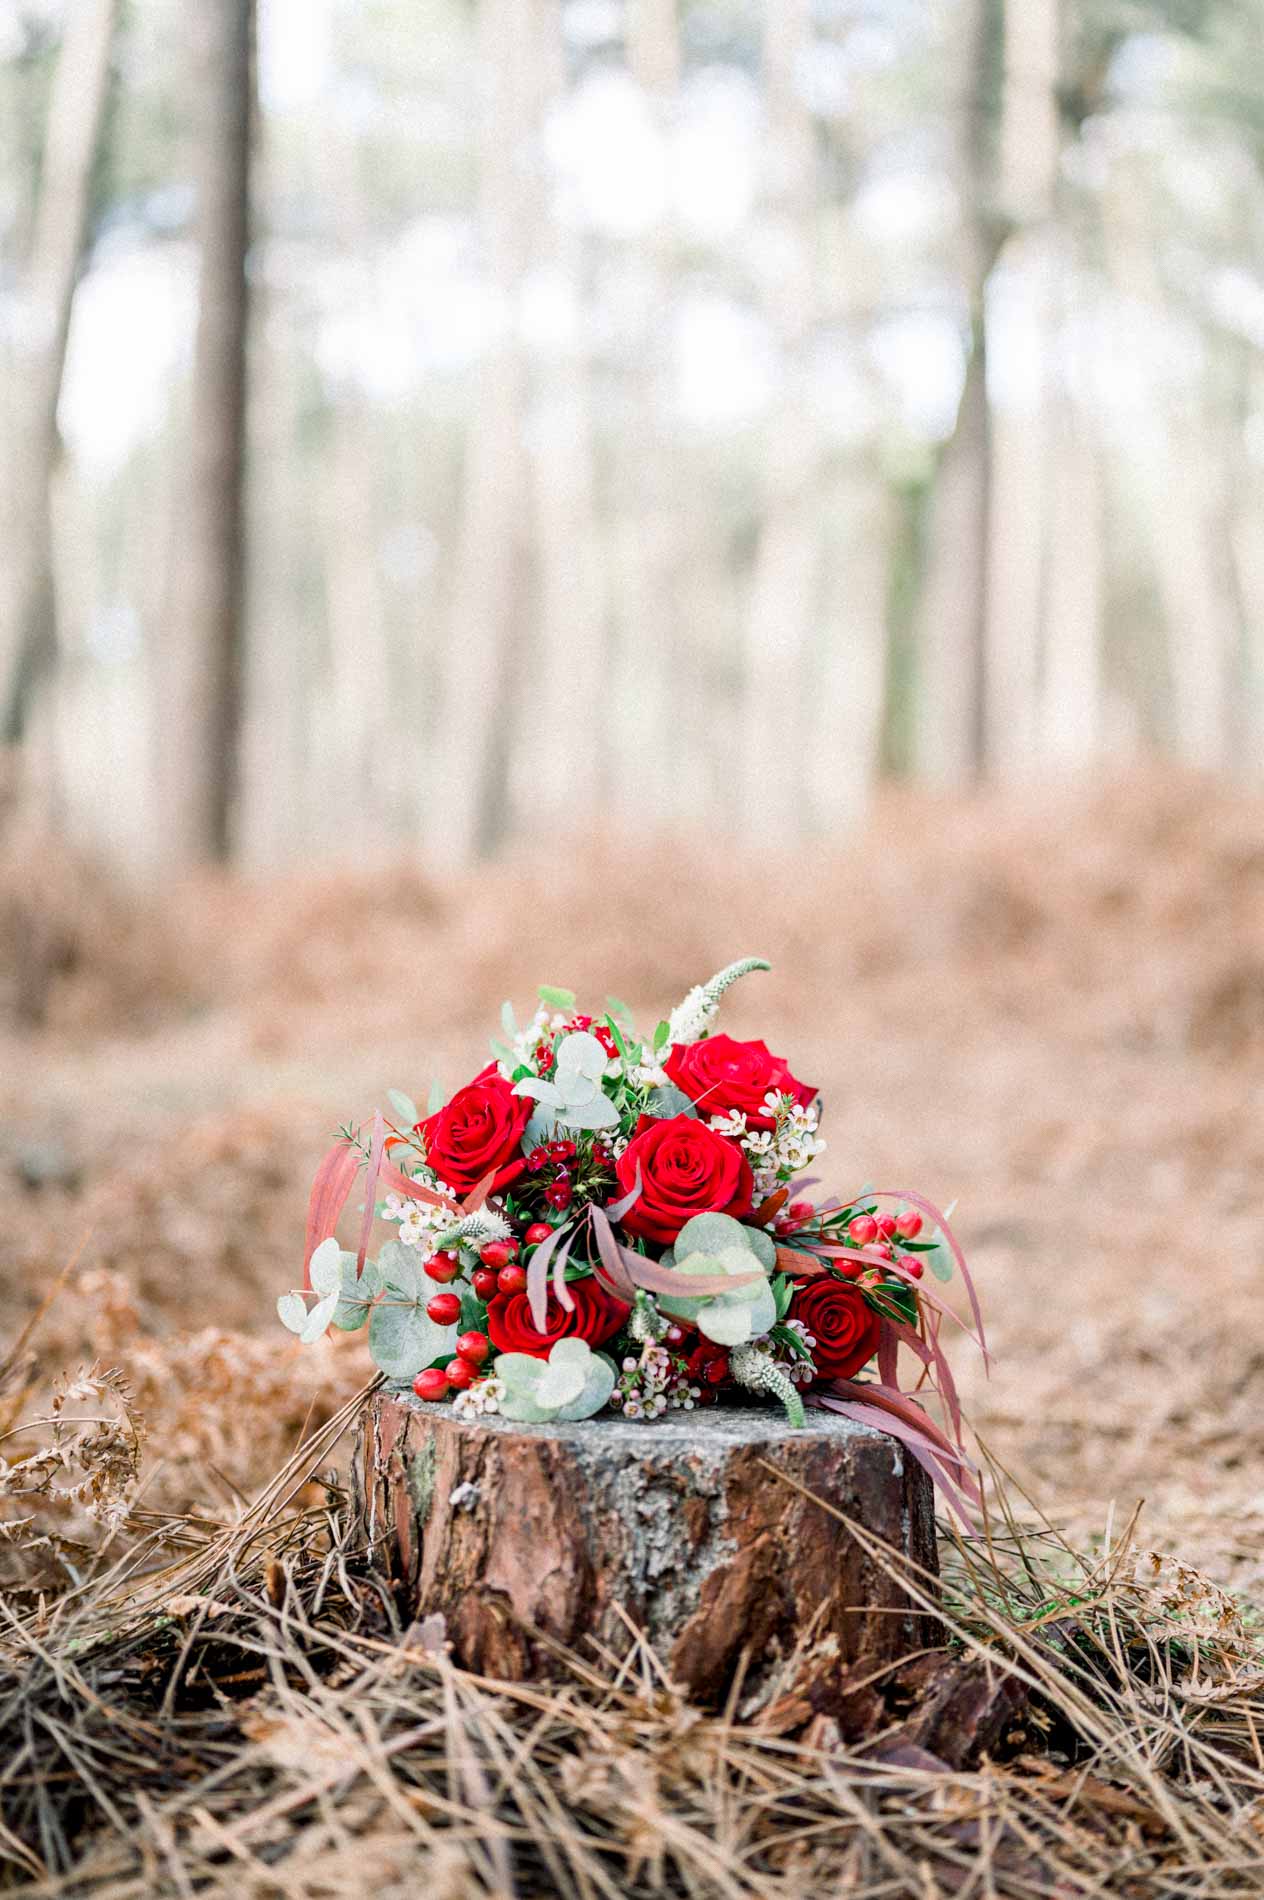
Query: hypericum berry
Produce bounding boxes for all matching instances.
[895,1210,923,1239]
[544,1180,573,1211]
[497,1263,528,1295]
[848,1214,878,1246]
[445,1356,475,1391]
[523,1222,553,1246]
[479,1239,517,1268]
[413,1368,449,1402]
[455,1330,490,1366]
[877,1215,897,1239]
[424,1252,461,1284]
[471,1267,499,1300]
[876,1242,895,1261]
[426,1292,462,1326]
[902,1256,925,1279]
[788,1199,814,1219]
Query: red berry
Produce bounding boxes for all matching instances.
[877,1242,895,1261]
[497,1263,528,1295]
[426,1292,462,1326]
[788,1199,814,1220]
[848,1214,878,1246]
[413,1368,449,1402]
[524,1222,553,1246]
[902,1256,925,1280]
[471,1267,499,1300]
[895,1211,923,1240]
[445,1357,475,1391]
[424,1252,460,1283]
[877,1215,897,1239]
[455,1330,490,1366]
[479,1239,516,1268]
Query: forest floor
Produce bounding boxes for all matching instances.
[2,763,1264,1893]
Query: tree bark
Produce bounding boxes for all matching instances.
[160,0,254,863]
[0,0,118,745]
[356,1396,938,1709]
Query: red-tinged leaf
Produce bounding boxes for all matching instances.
[527,1222,571,1334]
[891,1317,963,1447]
[809,1384,982,1524]
[588,1206,637,1299]
[356,1111,387,1280]
[304,1141,361,1290]
[878,1318,898,1389]
[623,1255,763,1298]
[871,1189,989,1366]
[750,1187,788,1226]
[605,1164,642,1224]
[377,1158,460,1213]
[550,1229,577,1313]
[774,1245,824,1277]
[461,1170,498,1214]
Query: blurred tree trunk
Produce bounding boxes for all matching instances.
[160,0,254,863]
[742,0,821,842]
[523,9,605,825]
[426,0,539,867]
[1103,164,1234,769]
[1040,398,1102,763]
[914,0,1000,785]
[985,0,1061,776]
[0,0,118,747]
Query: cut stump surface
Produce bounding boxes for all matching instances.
[355,1395,938,1706]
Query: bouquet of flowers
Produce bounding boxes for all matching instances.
[280,959,985,1515]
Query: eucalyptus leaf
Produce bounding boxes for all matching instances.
[426,1078,445,1115]
[926,1243,954,1283]
[559,1093,620,1129]
[369,1302,456,1381]
[332,1256,381,1332]
[644,1084,698,1120]
[675,1212,756,1260]
[377,1240,422,1301]
[523,1109,558,1151]
[514,1077,564,1106]
[308,1237,347,1299]
[300,1289,340,1344]
[697,1279,776,1346]
[277,1292,308,1334]
[535,1360,587,1409]
[743,1224,777,1272]
[387,1089,419,1127]
[553,1352,617,1421]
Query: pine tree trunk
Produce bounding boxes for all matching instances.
[160,0,254,863]
[0,0,118,746]
[355,1395,938,1709]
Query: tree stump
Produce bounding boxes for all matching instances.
[355,1395,938,1706]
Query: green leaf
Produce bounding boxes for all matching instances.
[538,985,576,1010]
[644,1084,698,1120]
[603,1015,629,1061]
[770,1318,813,1360]
[771,1273,794,1320]
[387,1089,419,1128]
[501,999,517,1039]
[458,1286,488,1333]
[490,1037,517,1065]
[426,1078,444,1115]
[605,995,633,1023]
[554,1351,617,1421]
[652,1020,669,1052]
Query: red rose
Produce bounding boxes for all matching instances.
[789,1277,881,1381]
[664,1034,815,1130]
[417,1065,531,1196]
[615,1114,754,1246]
[486,1275,629,1360]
